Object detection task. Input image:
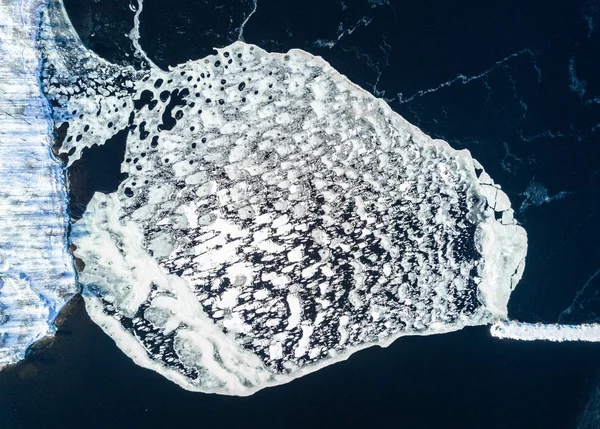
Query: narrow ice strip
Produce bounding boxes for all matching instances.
[128,0,159,69]
[0,0,77,367]
[491,321,600,342]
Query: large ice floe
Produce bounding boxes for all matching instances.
[0,0,77,368]
[38,0,527,394]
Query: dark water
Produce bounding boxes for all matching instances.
[2,297,600,429]
[2,0,600,427]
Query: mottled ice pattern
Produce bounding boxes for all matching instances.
[0,0,77,367]
[41,0,527,394]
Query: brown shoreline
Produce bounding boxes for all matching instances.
[2,294,84,378]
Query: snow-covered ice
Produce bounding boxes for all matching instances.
[0,0,77,368]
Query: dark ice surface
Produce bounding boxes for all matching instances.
[2,0,600,427]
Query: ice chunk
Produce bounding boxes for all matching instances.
[44,9,527,393]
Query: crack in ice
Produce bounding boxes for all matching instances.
[315,16,373,49]
[237,0,258,42]
[129,0,159,70]
[396,49,539,105]
[559,268,600,324]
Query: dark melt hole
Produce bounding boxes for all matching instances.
[158,88,189,131]
[159,90,170,102]
[134,89,154,110]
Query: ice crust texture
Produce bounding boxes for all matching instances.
[0,0,77,368]
[41,0,527,394]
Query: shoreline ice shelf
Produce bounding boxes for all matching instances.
[0,0,77,367]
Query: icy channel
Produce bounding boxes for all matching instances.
[41,0,527,395]
[0,0,77,368]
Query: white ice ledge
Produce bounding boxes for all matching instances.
[491,320,600,342]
